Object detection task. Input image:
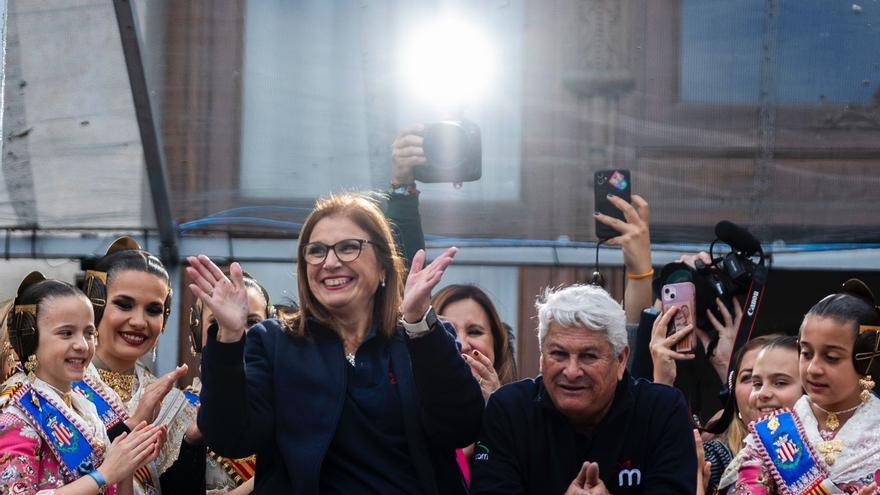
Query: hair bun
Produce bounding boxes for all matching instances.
[105,236,142,256]
[841,279,878,307]
[9,271,47,369]
[16,272,46,298]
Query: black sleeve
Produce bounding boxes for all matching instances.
[159,439,207,494]
[407,324,483,450]
[469,394,526,495]
[106,422,130,443]
[385,192,425,265]
[198,322,276,458]
[642,388,697,494]
[630,309,658,380]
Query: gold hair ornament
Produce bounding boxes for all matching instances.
[856,325,880,375]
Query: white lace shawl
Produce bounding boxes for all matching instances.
[85,363,197,477]
[793,394,880,487]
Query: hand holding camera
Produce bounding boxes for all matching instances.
[705,296,742,380]
[391,121,482,185]
[391,124,427,185]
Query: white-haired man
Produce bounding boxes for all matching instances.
[471,284,696,494]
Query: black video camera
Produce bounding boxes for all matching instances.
[654,221,765,336]
[415,119,482,183]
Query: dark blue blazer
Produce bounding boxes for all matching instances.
[198,318,483,495]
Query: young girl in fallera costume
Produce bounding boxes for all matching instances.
[79,238,204,495]
[735,280,880,495]
[187,271,275,495]
[0,272,165,495]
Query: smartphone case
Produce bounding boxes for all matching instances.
[594,169,632,239]
[660,281,697,354]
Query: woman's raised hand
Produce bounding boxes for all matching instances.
[595,194,652,274]
[186,256,250,342]
[706,296,743,381]
[462,349,501,401]
[402,248,458,323]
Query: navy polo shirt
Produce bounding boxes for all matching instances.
[319,329,422,495]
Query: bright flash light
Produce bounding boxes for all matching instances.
[400,16,496,109]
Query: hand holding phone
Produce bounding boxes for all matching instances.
[661,282,697,354]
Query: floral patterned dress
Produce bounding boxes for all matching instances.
[0,376,115,495]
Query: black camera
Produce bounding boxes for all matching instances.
[655,221,765,334]
[415,119,482,183]
[700,220,764,302]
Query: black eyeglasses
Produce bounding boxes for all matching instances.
[301,239,374,265]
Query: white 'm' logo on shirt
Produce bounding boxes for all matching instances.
[618,468,642,487]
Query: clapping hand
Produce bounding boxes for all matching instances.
[402,248,458,323]
[461,349,501,401]
[186,256,250,343]
[99,421,166,486]
[565,461,610,495]
[127,364,188,428]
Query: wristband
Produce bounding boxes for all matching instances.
[626,268,654,280]
[87,470,108,494]
[402,305,437,337]
[389,181,419,197]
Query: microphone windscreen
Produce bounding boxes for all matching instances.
[715,220,761,255]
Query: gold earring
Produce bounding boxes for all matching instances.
[860,375,875,403]
[24,354,38,377]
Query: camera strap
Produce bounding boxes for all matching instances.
[727,258,769,378]
[704,257,768,434]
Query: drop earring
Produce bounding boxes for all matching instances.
[860,375,875,403]
[24,354,38,379]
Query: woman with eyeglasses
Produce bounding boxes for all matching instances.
[188,192,483,494]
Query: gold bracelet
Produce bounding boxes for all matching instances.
[626,268,654,280]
